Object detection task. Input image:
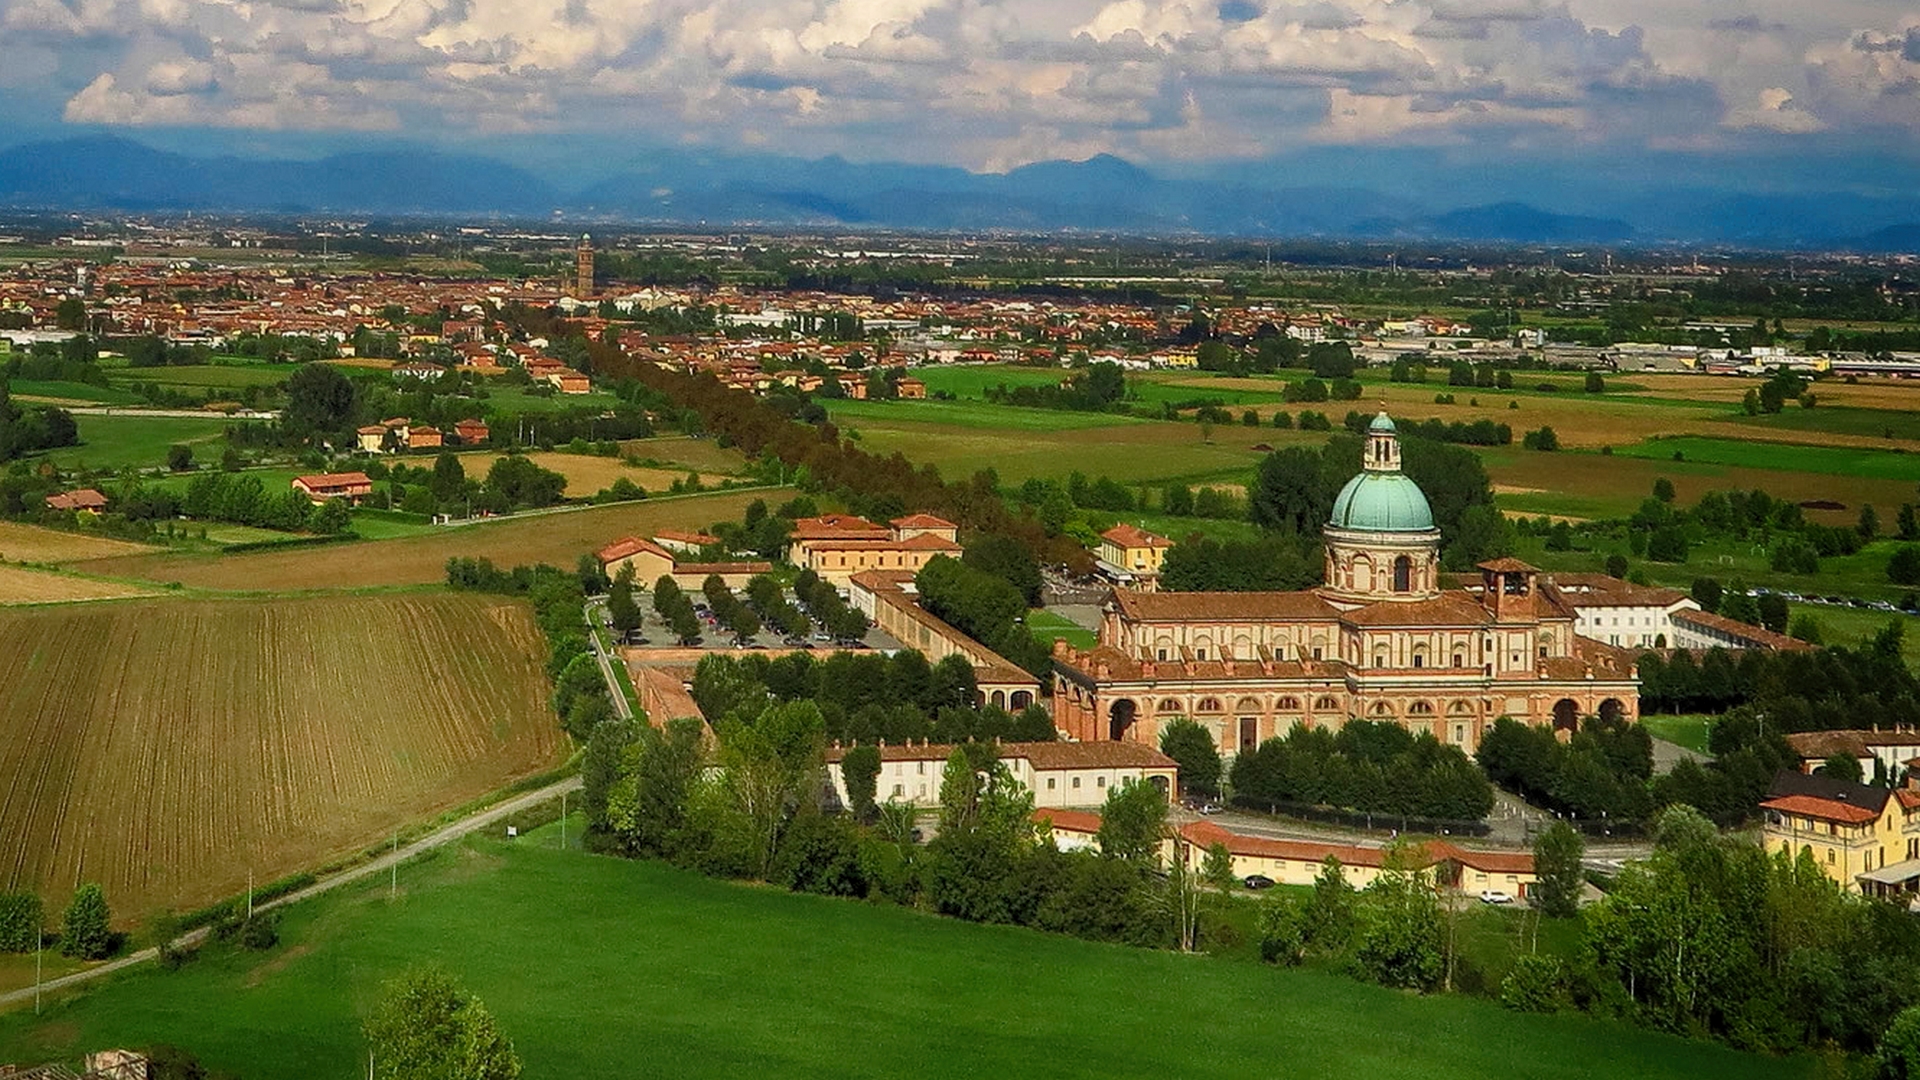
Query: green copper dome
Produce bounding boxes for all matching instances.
[1330,471,1435,532]
[1368,411,1396,433]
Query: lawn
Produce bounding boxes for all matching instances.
[479,387,623,414]
[1728,405,1920,444]
[1027,608,1095,650]
[1641,715,1715,755]
[0,830,1812,1080]
[829,397,1141,432]
[1786,602,1920,670]
[40,415,250,471]
[102,364,298,390]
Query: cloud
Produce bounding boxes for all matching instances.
[3,0,1919,167]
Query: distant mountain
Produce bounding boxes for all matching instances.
[1846,222,1920,254]
[8,133,1911,247]
[0,135,558,214]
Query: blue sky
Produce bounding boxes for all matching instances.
[3,0,1920,192]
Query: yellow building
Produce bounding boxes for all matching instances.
[1097,523,1172,591]
[787,513,962,586]
[1760,771,1920,894]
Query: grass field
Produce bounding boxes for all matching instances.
[1614,436,1920,483]
[0,829,1809,1080]
[480,387,623,414]
[1482,447,1919,523]
[42,415,241,471]
[0,593,565,922]
[102,364,298,390]
[830,397,1141,432]
[4,380,144,406]
[462,452,726,496]
[0,523,154,564]
[1026,608,1095,650]
[71,488,779,592]
[620,434,751,474]
[1641,715,1715,755]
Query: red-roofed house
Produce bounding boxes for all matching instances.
[598,535,770,590]
[824,739,1176,811]
[788,512,963,586]
[45,489,108,513]
[1096,523,1173,592]
[292,472,373,504]
[454,419,490,445]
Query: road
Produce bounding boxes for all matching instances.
[583,598,636,721]
[66,407,280,420]
[0,775,581,1011]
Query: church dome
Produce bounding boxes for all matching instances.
[1330,471,1435,532]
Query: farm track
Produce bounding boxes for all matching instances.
[0,593,565,920]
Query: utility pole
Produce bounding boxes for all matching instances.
[35,927,42,1014]
[391,829,398,899]
[247,871,254,920]
[560,790,568,850]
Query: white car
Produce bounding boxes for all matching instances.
[1479,890,1515,905]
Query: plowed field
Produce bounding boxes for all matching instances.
[0,593,565,921]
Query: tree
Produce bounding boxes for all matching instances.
[1690,577,1723,614]
[1522,426,1559,451]
[364,967,521,1080]
[1789,614,1825,645]
[607,570,643,637]
[841,743,881,821]
[283,363,358,439]
[1900,504,1919,541]
[1652,477,1675,503]
[55,296,86,331]
[1530,821,1585,918]
[1584,371,1605,393]
[60,883,112,960]
[1821,753,1863,785]
[1353,856,1444,991]
[1247,447,1329,534]
[1605,553,1630,579]
[717,700,826,880]
[1756,592,1789,633]
[1202,842,1236,893]
[1881,1004,1920,1080]
[429,453,467,503]
[1096,778,1168,870]
[1646,525,1689,564]
[1159,719,1223,798]
[1302,857,1357,954]
[1861,504,1882,541]
[1890,546,1920,587]
[166,444,194,472]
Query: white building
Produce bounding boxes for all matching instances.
[1544,573,1698,649]
[825,740,1178,811]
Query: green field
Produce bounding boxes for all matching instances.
[4,380,143,405]
[1728,405,1920,443]
[1786,602,1920,669]
[830,397,1139,432]
[1027,608,1095,649]
[1641,715,1715,755]
[1614,436,1920,483]
[480,387,623,414]
[43,415,247,471]
[0,825,1809,1080]
[103,364,299,390]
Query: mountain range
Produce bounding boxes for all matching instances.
[2,134,1918,251]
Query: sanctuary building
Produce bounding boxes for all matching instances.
[1051,412,1641,758]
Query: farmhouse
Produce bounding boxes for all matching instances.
[292,471,374,504]
[356,425,388,453]
[597,534,771,590]
[406,425,444,450]
[824,739,1178,811]
[1051,413,1641,759]
[454,418,490,444]
[787,513,963,586]
[45,488,108,512]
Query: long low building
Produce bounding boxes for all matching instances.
[848,569,1042,710]
[825,739,1178,811]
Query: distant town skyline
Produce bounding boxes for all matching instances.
[0,0,1917,183]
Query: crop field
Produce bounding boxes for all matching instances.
[0,831,1806,1080]
[71,488,777,592]
[0,566,158,605]
[42,415,240,471]
[1727,405,1920,444]
[1479,446,1918,523]
[828,397,1140,431]
[0,523,154,564]
[0,593,565,921]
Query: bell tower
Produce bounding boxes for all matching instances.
[574,234,594,298]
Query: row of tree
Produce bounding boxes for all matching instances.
[1477,717,1655,824]
[914,555,1052,676]
[1229,721,1496,822]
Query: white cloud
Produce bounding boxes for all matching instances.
[4,0,1920,166]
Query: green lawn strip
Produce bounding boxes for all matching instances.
[1640,715,1715,755]
[1613,436,1920,483]
[1120,512,1264,543]
[1722,405,1920,442]
[1026,608,1095,650]
[1510,534,1916,606]
[103,364,298,390]
[1786,602,1920,670]
[477,388,624,414]
[0,837,1810,1080]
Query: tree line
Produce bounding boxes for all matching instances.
[1229,720,1495,822]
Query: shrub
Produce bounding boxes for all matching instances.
[60,883,112,960]
[240,912,280,950]
[1501,954,1571,1013]
[0,892,42,953]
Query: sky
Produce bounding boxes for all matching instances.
[3,0,1920,187]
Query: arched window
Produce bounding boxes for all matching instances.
[1276,696,1301,711]
[1393,555,1412,592]
[1314,696,1340,711]
[1235,696,1263,714]
[1411,646,1427,669]
[1370,701,1395,717]
[1197,697,1224,713]
[1157,698,1183,713]
[1449,699,1475,714]
[1408,701,1435,716]
[1452,651,1465,668]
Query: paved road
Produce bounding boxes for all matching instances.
[66,407,280,420]
[0,775,581,1011]
[584,599,636,721]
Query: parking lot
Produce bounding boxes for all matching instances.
[592,584,906,655]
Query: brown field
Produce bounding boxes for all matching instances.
[0,565,158,604]
[464,452,725,496]
[1481,449,1917,524]
[71,488,777,592]
[1623,372,1920,410]
[0,592,565,921]
[0,522,155,564]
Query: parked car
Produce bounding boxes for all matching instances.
[1479,889,1514,905]
[1198,803,1223,816]
[1243,874,1276,890]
